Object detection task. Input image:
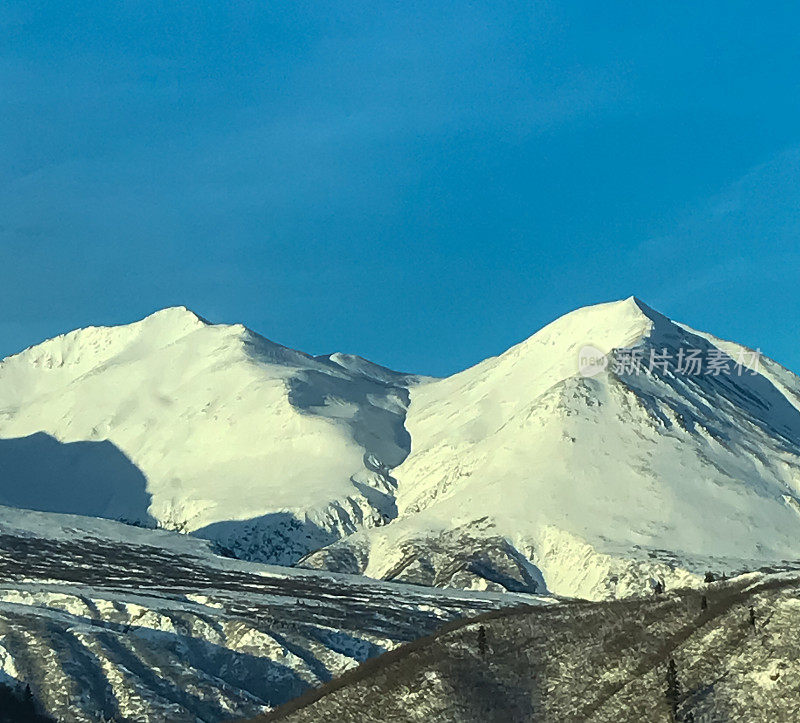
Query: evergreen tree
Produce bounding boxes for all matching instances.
[664,658,680,720]
[477,625,487,657]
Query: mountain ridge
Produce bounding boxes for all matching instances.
[2,298,800,601]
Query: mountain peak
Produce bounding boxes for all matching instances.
[126,305,212,345]
[517,296,667,359]
[140,306,209,326]
[0,305,212,372]
[621,295,671,324]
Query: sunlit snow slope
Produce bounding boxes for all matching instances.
[304,298,800,599]
[0,308,421,563]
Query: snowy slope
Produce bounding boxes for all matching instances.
[0,505,536,722]
[303,298,800,599]
[0,308,419,563]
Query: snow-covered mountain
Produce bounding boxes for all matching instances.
[3,298,800,601]
[303,298,800,599]
[0,307,422,563]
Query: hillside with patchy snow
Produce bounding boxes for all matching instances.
[254,570,800,723]
[0,506,532,722]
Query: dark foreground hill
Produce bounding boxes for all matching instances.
[250,571,800,722]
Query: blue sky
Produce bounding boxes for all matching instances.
[2,2,799,376]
